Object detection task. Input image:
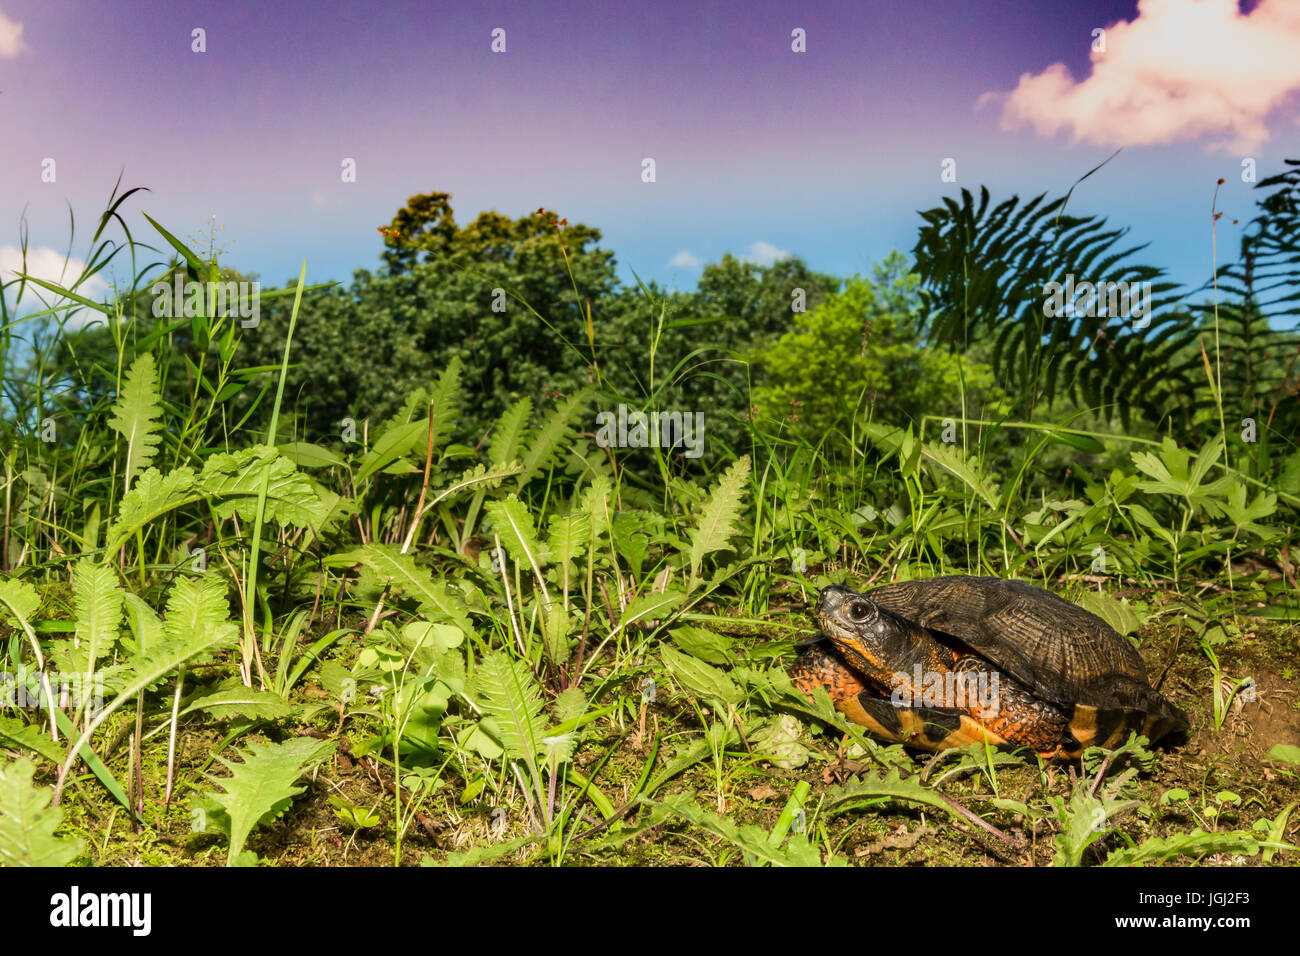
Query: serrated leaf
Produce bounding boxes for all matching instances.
[163,574,238,661]
[105,447,328,554]
[181,680,294,721]
[822,768,957,819]
[641,793,845,867]
[515,389,591,489]
[0,758,83,866]
[203,737,336,865]
[551,687,587,724]
[619,590,685,632]
[668,625,735,665]
[491,397,533,467]
[485,494,552,568]
[430,461,521,507]
[1103,828,1261,866]
[688,455,749,587]
[472,651,547,763]
[107,352,163,489]
[0,578,40,631]
[329,544,473,636]
[72,560,123,669]
[0,717,64,764]
[545,512,590,568]
[659,644,742,708]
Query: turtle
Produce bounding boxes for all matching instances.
[790,576,1189,758]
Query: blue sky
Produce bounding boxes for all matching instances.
[2,0,1298,315]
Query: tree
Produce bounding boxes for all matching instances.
[753,255,1006,441]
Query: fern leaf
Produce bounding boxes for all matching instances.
[107,353,164,490]
[0,758,83,866]
[163,574,238,654]
[423,356,463,456]
[688,454,750,586]
[581,475,613,540]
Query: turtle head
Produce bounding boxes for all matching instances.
[816,585,926,686]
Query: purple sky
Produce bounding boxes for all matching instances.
[3,0,1299,312]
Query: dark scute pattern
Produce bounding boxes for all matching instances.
[867,576,1152,710]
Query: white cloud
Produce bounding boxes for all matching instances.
[978,0,1300,152]
[0,245,111,328]
[741,241,790,267]
[668,249,703,269]
[0,10,26,58]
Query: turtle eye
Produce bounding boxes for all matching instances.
[848,601,873,622]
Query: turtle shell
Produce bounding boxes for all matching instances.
[866,576,1154,710]
[853,576,1189,752]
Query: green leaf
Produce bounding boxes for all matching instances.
[356,420,427,481]
[668,625,735,665]
[545,512,590,569]
[1075,591,1143,636]
[0,578,40,632]
[688,455,749,587]
[202,737,336,866]
[1104,829,1261,866]
[107,353,164,489]
[485,494,552,569]
[749,714,811,769]
[490,397,533,468]
[619,590,685,632]
[0,758,83,866]
[515,389,591,489]
[640,793,846,867]
[1267,744,1300,766]
[427,834,544,867]
[329,544,473,636]
[72,560,124,669]
[328,796,382,829]
[105,447,328,554]
[0,717,64,764]
[822,768,959,820]
[180,680,294,721]
[472,651,547,763]
[659,644,742,708]
[276,442,344,469]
